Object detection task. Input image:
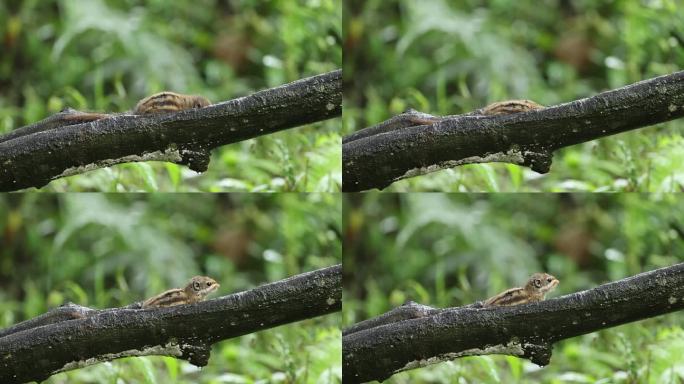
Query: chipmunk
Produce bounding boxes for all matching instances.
[133,92,211,115]
[483,273,558,307]
[0,92,211,143]
[141,276,220,308]
[473,99,544,116]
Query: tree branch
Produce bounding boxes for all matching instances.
[0,69,341,192]
[0,264,341,384]
[342,70,684,191]
[342,263,684,383]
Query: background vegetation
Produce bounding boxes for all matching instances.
[0,193,342,383]
[343,193,684,383]
[0,0,342,192]
[343,0,684,192]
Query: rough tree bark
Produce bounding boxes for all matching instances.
[0,69,341,192]
[0,264,341,384]
[342,70,684,191]
[342,263,684,383]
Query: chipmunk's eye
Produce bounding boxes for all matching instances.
[547,278,553,282]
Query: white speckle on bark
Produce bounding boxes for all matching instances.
[396,341,524,374]
[326,297,337,306]
[395,148,525,182]
[668,296,678,304]
[668,104,678,112]
[59,341,182,373]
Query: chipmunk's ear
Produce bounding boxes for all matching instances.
[533,278,542,288]
[193,281,201,290]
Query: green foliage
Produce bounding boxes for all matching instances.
[0,194,342,383]
[344,0,684,191]
[343,193,684,383]
[0,0,341,192]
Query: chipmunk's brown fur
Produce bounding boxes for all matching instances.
[133,92,211,115]
[477,99,544,116]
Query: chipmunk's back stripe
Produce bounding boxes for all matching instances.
[138,92,173,103]
[133,92,211,115]
[485,287,522,306]
[487,103,532,115]
[492,295,528,306]
[135,92,181,113]
[481,100,544,116]
[141,103,180,112]
[152,296,185,306]
[143,289,186,307]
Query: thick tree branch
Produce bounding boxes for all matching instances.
[342,263,684,383]
[0,264,341,384]
[343,71,684,191]
[0,70,341,192]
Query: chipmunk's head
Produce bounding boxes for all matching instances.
[185,276,220,301]
[524,273,558,295]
